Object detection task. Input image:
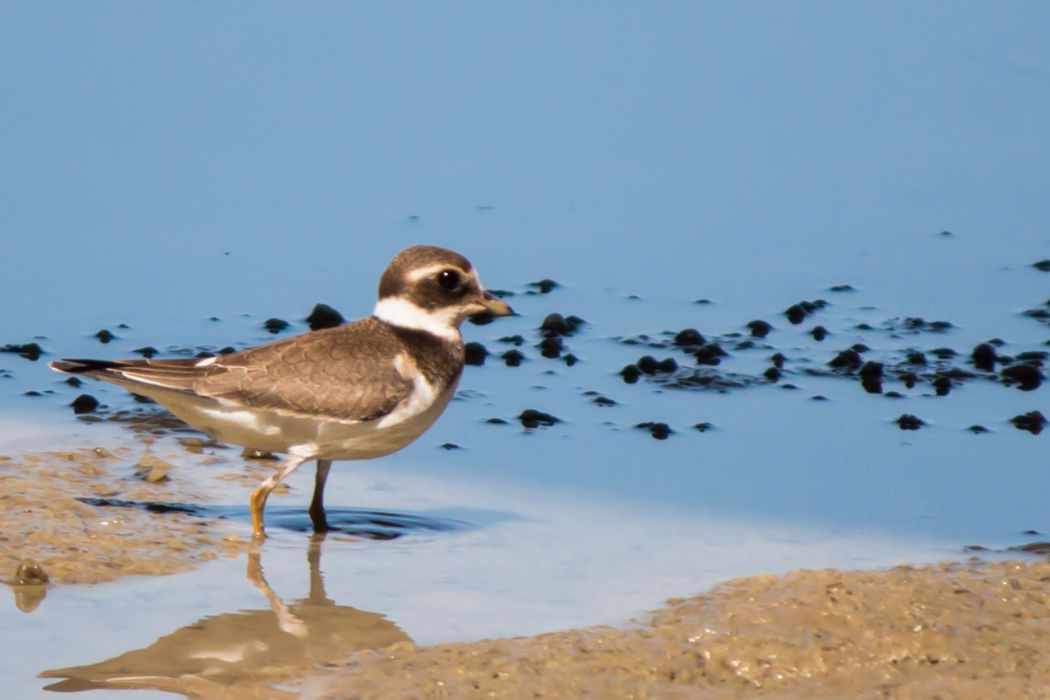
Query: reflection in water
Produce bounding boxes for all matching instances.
[39,536,410,697]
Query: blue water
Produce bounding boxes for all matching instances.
[1,2,1049,697]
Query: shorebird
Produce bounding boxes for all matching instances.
[51,245,513,538]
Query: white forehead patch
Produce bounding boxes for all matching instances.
[373,297,462,340]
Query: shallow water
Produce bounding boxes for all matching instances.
[2,1,1050,697]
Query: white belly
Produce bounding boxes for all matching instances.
[146,381,459,461]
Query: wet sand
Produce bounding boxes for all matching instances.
[0,447,245,607]
[7,449,1048,698]
[304,558,1049,699]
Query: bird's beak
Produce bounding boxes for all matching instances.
[478,291,514,317]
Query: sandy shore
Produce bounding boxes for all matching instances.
[5,448,1048,698]
[292,558,1050,699]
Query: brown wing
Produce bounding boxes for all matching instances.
[53,318,413,422]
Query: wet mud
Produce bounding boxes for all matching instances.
[38,553,1050,699]
[0,447,246,601]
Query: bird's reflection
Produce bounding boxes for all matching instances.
[39,535,410,697]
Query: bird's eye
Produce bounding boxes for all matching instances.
[437,269,460,290]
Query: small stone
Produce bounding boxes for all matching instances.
[540,313,584,336]
[70,394,99,414]
[693,422,714,432]
[133,346,159,358]
[673,328,705,347]
[64,376,82,387]
[1011,411,1046,435]
[811,325,828,341]
[1032,259,1050,272]
[967,425,989,434]
[635,422,672,440]
[932,376,952,396]
[305,303,345,330]
[897,414,924,430]
[1,343,43,361]
[563,353,579,367]
[694,343,727,366]
[972,343,997,371]
[464,342,488,366]
[828,284,855,292]
[263,318,290,334]
[527,279,559,294]
[859,361,883,378]
[829,349,863,371]
[485,418,509,425]
[906,351,927,366]
[538,336,563,358]
[770,353,786,369]
[784,304,807,325]
[95,329,116,344]
[16,560,49,585]
[518,409,559,429]
[439,443,460,450]
[621,364,641,384]
[592,396,616,407]
[1001,364,1043,391]
[499,335,525,346]
[134,455,173,482]
[747,320,772,338]
[764,367,781,382]
[502,349,525,367]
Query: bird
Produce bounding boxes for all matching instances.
[51,245,513,538]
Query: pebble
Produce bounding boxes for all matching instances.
[673,328,705,347]
[620,364,641,384]
[693,422,714,432]
[592,396,616,407]
[464,342,488,366]
[502,349,525,367]
[968,425,990,434]
[16,560,49,585]
[439,443,460,450]
[829,349,863,372]
[527,279,560,294]
[305,303,345,330]
[1032,259,1050,272]
[1011,411,1046,435]
[540,313,585,336]
[94,329,116,344]
[694,343,727,366]
[635,422,672,440]
[538,337,563,358]
[518,410,560,429]
[263,318,290,334]
[972,343,997,371]
[499,335,525,346]
[897,414,924,430]
[133,346,159,358]
[747,320,772,338]
[70,394,99,414]
[563,353,579,367]
[932,376,952,396]
[1,342,43,361]
[810,325,828,341]
[828,284,855,292]
[1001,364,1043,391]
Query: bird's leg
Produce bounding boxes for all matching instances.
[250,453,308,539]
[308,459,333,533]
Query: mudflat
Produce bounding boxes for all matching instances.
[302,558,1049,699]
[5,448,1047,698]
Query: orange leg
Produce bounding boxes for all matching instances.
[249,453,309,538]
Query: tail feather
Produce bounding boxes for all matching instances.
[50,359,123,374]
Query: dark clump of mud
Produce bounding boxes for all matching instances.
[305,303,345,330]
[518,409,559,429]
